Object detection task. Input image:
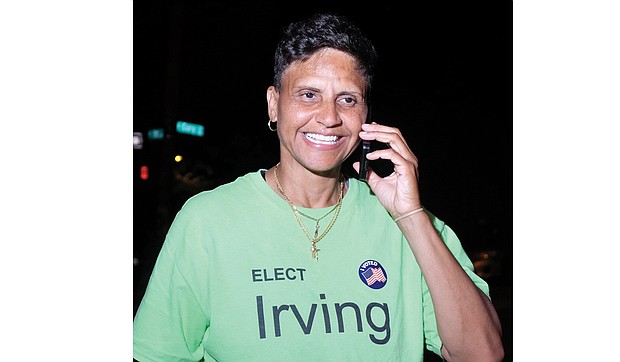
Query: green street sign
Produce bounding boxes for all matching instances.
[176,121,204,137]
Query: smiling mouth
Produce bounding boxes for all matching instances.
[304,132,341,145]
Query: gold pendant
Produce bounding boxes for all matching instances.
[311,241,320,261]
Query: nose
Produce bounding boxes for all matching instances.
[315,101,342,128]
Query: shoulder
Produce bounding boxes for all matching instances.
[184,171,259,206]
[169,171,262,224]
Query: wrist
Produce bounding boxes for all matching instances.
[393,207,425,223]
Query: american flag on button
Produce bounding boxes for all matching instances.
[362,267,387,285]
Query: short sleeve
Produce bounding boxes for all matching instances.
[133,206,211,361]
[421,212,490,357]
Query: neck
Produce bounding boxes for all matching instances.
[270,162,343,208]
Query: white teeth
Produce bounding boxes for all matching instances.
[305,133,339,145]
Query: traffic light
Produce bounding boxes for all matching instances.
[140,165,149,180]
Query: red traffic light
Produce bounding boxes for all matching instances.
[140,165,149,180]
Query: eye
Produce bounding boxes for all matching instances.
[338,96,357,107]
[303,91,316,99]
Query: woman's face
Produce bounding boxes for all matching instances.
[267,48,368,175]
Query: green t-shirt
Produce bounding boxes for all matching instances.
[133,170,489,361]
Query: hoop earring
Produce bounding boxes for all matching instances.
[267,119,277,132]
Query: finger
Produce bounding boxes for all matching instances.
[367,148,417,168]
[367,148,419,180]
[361,122,401,134]
[362,134,417,165]
[360,126,415,162]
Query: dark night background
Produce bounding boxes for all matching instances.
[134,1,512,360]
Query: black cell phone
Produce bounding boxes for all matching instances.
[358,105,372,181]
[358,140,371,181]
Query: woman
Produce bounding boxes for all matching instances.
[134,13,503,361]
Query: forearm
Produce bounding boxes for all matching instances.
[396,212,504,362]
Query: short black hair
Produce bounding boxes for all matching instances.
[273,13,378,96]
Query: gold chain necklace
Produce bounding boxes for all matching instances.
[273,163,344,261]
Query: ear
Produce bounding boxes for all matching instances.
[266,86,279,122]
